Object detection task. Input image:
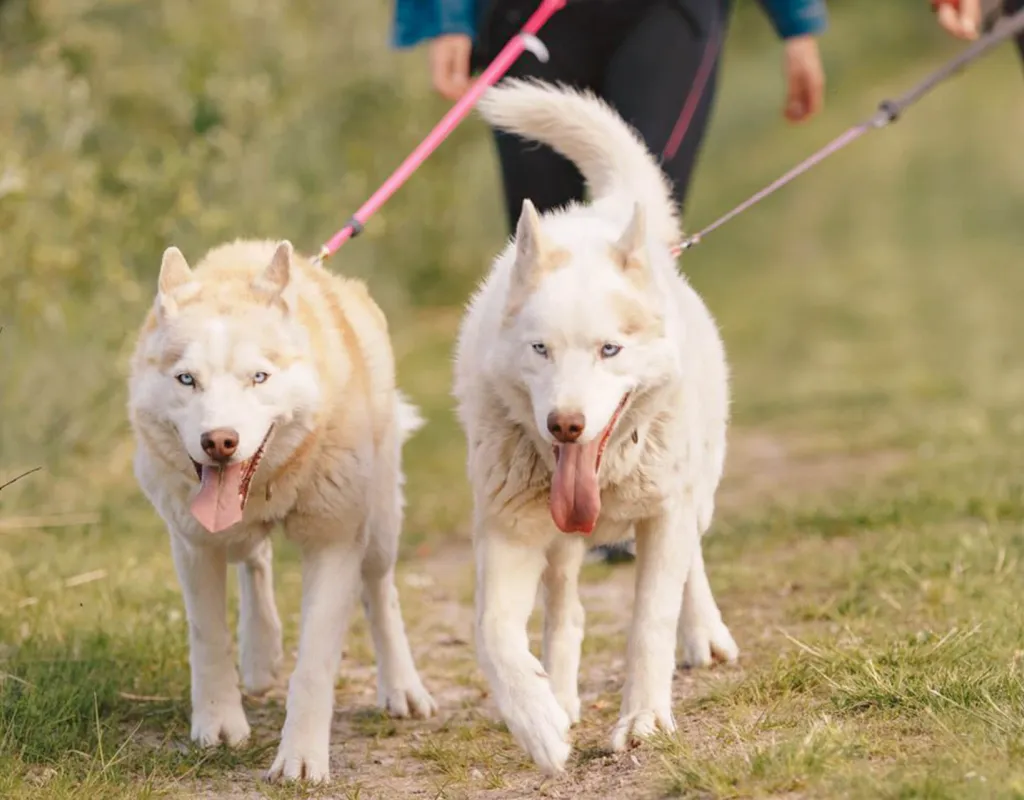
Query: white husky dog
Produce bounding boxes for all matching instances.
[128,239,436,783]
[453,79,738,774]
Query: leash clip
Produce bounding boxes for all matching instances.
[677,234,701,253]
[344,216,365,238]
[871,99,900,128]
[519,33,550,63]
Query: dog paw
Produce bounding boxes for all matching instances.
[241,649,283,696]
[266,738,330,784]
[191,702,251,748]
[504,687,572,775]
[679,619,739,669]
[380,677,438,720]
[610,706,675,752]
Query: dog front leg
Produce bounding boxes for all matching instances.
[267,537,362,784]
[611,501,696,751]
[169,533,250,747]
[542,536,587,724]
[475,526,572,775]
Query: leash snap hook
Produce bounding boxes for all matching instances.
[519,33,550,63]
[872,99,900,128]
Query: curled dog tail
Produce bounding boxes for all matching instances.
[477,78,682,246]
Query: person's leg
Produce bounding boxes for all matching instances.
[601,0,730,216]
[475,1,620,232]
[1006,0,1024,69]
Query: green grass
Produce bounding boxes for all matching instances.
[3,0,1024,797]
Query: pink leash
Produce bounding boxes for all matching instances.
[310,1,1024,265]
[313,0,567,265]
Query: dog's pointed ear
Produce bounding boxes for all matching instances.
[513,199,546,270]
[507,200,551,310]
[504,200,570,322]
[612,203,649,287]
[264,240,293,291]
[159,247,192,293]
[157,246,193,317]
[254,240,294,309]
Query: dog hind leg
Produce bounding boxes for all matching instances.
[235,536,284,695]
[359,419,437,719]
[678,537,738,668]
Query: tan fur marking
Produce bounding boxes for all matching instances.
[265,428,318,487]
[138,424,184,476]
[504,247,571,321]
[340,276,390,333]
[127,235,435,768]
[608,246,651,292]
[611,290,664,340]
[138,310,164,367]
[139,308,159,336]
[130,238,400,510]
[305,267,371,396]
[157,342,186,372]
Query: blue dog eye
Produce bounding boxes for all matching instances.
[253,371,270,384]
[601,344,622,358]
[176,373,195,386]
[531,342,548,357]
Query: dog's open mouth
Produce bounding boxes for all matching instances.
[189,426,274,534]
[549,393,630,535]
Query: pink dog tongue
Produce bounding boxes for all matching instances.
[550,440,602,534]
[190,464,245,533]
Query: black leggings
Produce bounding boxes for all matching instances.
[1009,0,1024,67]
[476,0,730,234]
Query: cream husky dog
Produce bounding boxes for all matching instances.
[128,239,436,783]
[453,79,739,774]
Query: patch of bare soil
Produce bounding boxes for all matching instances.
[718,429,907,511]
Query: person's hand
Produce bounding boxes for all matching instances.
[429,34,473,101]
[783,35,825,123]
[932,0,981,40]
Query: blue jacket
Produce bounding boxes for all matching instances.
[392,0,828,50]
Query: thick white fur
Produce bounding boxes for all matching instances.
[454,79,738,774]
[128,239,435,784]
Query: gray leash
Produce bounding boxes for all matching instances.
[673,7,1024,255]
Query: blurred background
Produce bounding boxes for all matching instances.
[2,0,1019,546]
[1,1,1023,796]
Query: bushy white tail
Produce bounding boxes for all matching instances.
[477,78,681,246]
